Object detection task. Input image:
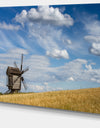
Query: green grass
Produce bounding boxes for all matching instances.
[0,87,100,114]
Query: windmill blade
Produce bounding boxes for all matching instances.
[21,77,27,90]
[14,61,18,69]
[20,54,23,71]
[22,67,29,74]
[22,81,27,90]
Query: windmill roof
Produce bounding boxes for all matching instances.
[6,66,21,75]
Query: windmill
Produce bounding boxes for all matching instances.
[6,54,29,93]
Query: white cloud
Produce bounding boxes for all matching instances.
[84,15,100,56]
[85,36,100,56]
[0,29,31,55]
[0,22,20,30]
[15,10,27,27]
[44,82,48,86]
[29,24,60,51]
[27,83,63,92]
[46,49,69,59]
[28,22,71,57]
[55,59,87,81]
[25,57,100,86]
[85,20,100,36]
[16,34,32,51]
[83,15,100,36]
[0,30,15,50]
[67,77,74,81]
[85,64,92,70]
[10,48,28,55]
[32,85,45,91]
[66,39,72,44]
[14,6,73,59]
[0,48,28,60]
[84,35,100,43]
[90,43,100,56]
[15,6,74,27]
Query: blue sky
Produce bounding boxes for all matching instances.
[0,4,100,93]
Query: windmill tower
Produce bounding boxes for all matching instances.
[6,54,29,93]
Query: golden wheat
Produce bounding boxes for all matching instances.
[0,87,100,114]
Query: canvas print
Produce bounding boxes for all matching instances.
[0,4,100,114]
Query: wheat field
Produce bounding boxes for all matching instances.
[0,87,100,114]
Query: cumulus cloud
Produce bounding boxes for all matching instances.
[82,14,100,35]
[14,6,73,59]
[85,64,92,70]
[84,35,100,43]
[67,77,74,81]
[55,59,87,81]
[15,10,27,27]
[46,49,69,59]
[0,22,20,30]
[85,35,100,56]
[23,57,100,87]
[85,20,100,36]
[56,59,100,84]
[15,6,74,27]
[90,43,100,56]
[84,15,100,56]
[21,57,90,84]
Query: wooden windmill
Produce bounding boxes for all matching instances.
[6,54,29,93]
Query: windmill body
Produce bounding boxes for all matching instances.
[6,54,29,93]
[6,67,21,92]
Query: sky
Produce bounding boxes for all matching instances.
[0,4,100,93]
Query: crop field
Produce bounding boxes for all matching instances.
[0,87,100,114]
